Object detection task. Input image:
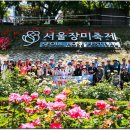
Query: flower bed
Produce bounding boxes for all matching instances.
[0,91,130,128]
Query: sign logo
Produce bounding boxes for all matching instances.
[22,31,40,46]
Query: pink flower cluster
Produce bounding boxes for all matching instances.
[20,118,41,128]
[37,99,47,110]
[43,87,51,95]
[9,93,21,103]
[95,100,110,110]
[93,110,101,115]
[128,103,130,108]
[50,122,62,129]
[56,93,67,102]
[9,92,39,105]
[68,105,90,119]
[0,37,10,50]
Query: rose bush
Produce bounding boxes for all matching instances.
[0,37,10,50]
[0,89,129,128]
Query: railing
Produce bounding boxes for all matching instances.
[0,14,130,26]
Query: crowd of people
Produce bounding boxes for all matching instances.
[0,57,130,89]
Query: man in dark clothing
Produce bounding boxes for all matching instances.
[112,59,120,74]
[74,63,82,76]
[105,59,114,80]
[96,63,104,82]
[88,62,97,85]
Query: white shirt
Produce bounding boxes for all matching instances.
[1,64,7,71]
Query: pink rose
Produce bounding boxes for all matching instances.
[108,98,115,103]
[25,108,34,114]
[32,118,41,126]
[55,94,67,102]
[37,99,47,110]
[43,87,51,95]
[93,110,101,115]
[50,122,62,129]
[21,95,32,105]
[31,92,38,100]
[9,93,21,103]
[95,100,109,110]
[53,101,66,110]
[68,105,89,119]
[47,102,54,110]
[20,123,35,128]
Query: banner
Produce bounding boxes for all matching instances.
[53,75,93,82]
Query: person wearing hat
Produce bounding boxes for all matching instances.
[71,58,76,68]
[82,66,87,76]
[105,59,114,80]
[47,66,54,76]
[120,68,130,90]
[54,65,60,76]
[7,62,14,71]
[66,62,75,76]
[85,60,90,74]
[36,59,41,66]
[112,70,120,88]
[112,58,120,74]
[120,58,128,72]
[59,65,68,76]
[96,63,104,82]
[78,59,83,69]
[42,61,48,76]
[37,64,43,79]
[74,62,82,76]
[30,64,37,75]
[49,57,55,69]
[94,57,99,68]
[88,62,98,85]
[20,61,28,76]
[101,60,106,69]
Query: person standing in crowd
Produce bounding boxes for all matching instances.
[27,59,33,71]
[30,64,37,75]
[88,62,97,85]
[58,60,63,70]
[71,58,76,68]
[7,63,14,71]
[96,63,104,82]
[20,61,28,76]
[120,68,130,89]
[36,59,41,66]
[78,59,83,69]
[94,57,99,68]
[1,60,8,72]
[128,60,130,73]
[25,58,30,67]
[74,63,82,76]
[18,59,22,67]
[85,60,90,75]
[37,64,43,79]
[113,59,120,74]
[105,59,114,80]
[54,65,60,76]
[59,65,67,76]
[66,62,75,76]
[101,60,106,69]
[120,58,128,71]
[47,66,54,76]
[49,57,55,69]
[82,66,87,76]
[112,70,120,88]
[42,61,48,76]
